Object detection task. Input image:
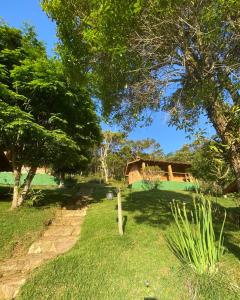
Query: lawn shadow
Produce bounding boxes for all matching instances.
[0,179,111,209]
[36,180,111,208]
[123,215,128,232]
[122,188,193,230]
[211,202,240,260]
[0,185,12,202]
[123,188,240,260]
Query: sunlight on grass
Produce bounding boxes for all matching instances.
[17,184,240,300]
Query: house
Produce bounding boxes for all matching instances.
[0,151,58,186]
[125,157,197,191]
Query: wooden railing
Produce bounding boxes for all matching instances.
[141,171,193,182]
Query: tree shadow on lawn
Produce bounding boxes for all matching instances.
[122,188,240,260]
[122,189,193,230]
[31,180,110,208]
[0,180,110,209]
[0,185,13,201]
[212,203,240,260]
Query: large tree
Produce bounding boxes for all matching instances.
[43,0,240,191]
[0,21,101,208]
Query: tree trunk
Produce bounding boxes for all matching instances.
[229,147,240,192]
[58,172,65,188]
[17,166,37,207]
[207,102,240,192]
[11,165,22,210]
[102,162,109,184]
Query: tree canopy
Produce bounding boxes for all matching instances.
[0,21,101,208]
[42,0,240,190]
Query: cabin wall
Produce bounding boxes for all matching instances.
[172,173,186,182]
[127,161,192,185]
[128,164,142,185]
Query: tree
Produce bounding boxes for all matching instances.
[128,138,164,159]
[91,133,164,181]
[42,0,240,191]
[0,21,101,208]
[99,131,125,183]
[166,144,194,163]
[191,138,234,193]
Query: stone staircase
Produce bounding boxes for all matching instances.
[0,205,87,299]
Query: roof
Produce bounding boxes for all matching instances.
[125,157,191,175]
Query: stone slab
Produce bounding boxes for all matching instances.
[0,274,26,300]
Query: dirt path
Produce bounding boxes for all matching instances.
[0,197,89,300]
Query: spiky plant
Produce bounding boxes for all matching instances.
[168,196,226,274]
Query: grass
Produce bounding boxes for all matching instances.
[14,181,240,300]
[0,185,78,260]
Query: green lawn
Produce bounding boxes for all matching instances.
[0,185,78,260]
[16,181,239,300]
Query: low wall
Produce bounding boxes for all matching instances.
[0,172,59,186]
[130,180,198,191]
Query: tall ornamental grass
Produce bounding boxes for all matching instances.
[168,196,226,274]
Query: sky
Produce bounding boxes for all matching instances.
[0,0,215,154]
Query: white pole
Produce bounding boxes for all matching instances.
[117,188,123,235]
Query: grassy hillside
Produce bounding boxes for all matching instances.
[17,182,239,300]
[0,186,77,259]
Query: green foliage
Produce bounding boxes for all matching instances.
[43,0,240,188]
[166,144,194,163]
[191,138,234,193]
[0,21,101,205]
[168,196,226,274]
[0,21,101,171]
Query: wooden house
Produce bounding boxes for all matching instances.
[125,157,196,191]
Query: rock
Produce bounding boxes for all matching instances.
[0,274,26,300]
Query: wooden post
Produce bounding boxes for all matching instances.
[168,164,174,181]
[117,188,123,235]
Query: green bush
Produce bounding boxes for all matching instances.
[167,196,226,274]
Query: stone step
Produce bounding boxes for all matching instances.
[0,274,26,300]
[56,208,86,218]
[28,236,78,255]
[0,259,26,278]
[43,225,81,237]
[51,216,84,226]
[0,253,56,278]
[0,205,87,299]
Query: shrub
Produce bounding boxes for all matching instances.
[25,189,44,207]
[167,196,226,274]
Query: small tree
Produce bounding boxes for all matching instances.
[99,131,125,183]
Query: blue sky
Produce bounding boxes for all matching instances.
[1,0,214,154]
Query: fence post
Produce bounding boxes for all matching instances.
[117,188,123,235]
